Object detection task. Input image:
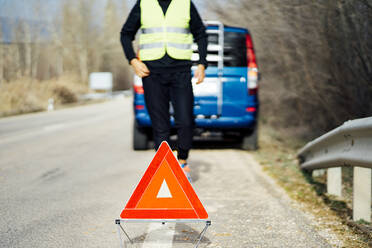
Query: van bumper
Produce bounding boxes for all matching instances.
[136,113,256,129]
[195,115,256,128]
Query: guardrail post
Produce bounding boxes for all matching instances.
[327,167,342,197]
[353,167,371,222]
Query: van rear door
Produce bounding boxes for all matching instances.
[192,21,225,118]
[192,23,249,118]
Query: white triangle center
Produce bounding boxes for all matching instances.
[157,179,172,198]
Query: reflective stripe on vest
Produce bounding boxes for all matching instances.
[167,43,192,50]
[139,0,193,61]
[140,27,191,35]
[139,42,192,50]
[140,43,164,49]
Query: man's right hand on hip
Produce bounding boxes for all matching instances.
[131,58,150,78]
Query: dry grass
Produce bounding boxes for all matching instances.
[252,124,371,247]
[0,74,88,117]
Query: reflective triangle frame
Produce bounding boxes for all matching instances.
[120,141,208,220]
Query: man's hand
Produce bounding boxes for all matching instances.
[131,58,150,78]
[194,64,205,84]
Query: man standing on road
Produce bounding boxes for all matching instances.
[120,0,208,180]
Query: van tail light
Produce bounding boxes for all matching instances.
[134,85,144,94]
[135,105,145,110]
[246,34,257,68]
[246,34,259,95]
[133,75,144,94]
[246,107,257,113]
[247,68,258,95]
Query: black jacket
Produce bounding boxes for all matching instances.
[120,0,208,73]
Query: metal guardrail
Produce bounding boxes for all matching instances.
[297,117,372,222]
[298,117,372,171]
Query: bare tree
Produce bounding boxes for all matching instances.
[208,0,372,137]
[101,0,131,89]
[1,0,132,88]
[0,25,3,85]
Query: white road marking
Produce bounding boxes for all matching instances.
[142,223,175,248]
[0,113,117,145]
[43,124,66,132]
[157,179,172,198]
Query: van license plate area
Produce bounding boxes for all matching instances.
[192,78,220,97]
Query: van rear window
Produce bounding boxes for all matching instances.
[193,31,248,67]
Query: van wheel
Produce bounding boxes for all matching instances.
[133,121,148,150]
[241,124,258,150]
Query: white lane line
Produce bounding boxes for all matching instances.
[142,222,175,248]
[43,124,66,132]
[0,113,117,145]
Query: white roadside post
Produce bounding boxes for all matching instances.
[47,98,54,112]
[353,167,371,222]
[327,167,342,197]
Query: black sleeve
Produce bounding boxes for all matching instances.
[120,0,141,64]
[190,2,208,68]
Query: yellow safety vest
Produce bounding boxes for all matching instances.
[139,0,193,61]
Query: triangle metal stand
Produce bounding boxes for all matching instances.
[115,219,211,248]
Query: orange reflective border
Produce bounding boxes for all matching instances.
[120,142,208,219]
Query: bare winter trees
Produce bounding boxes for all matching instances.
[0,0,130,90]
[57,0,130,89]
[0,25,3,85]
[207,0,372,137]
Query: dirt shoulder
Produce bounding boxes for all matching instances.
[252,124,371,247]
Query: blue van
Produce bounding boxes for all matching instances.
[132,21,259,150]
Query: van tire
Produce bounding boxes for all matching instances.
[241,124,258,150]
[133,121,148,150]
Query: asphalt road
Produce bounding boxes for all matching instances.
[0,97,340,247]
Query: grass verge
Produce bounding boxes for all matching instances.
[252,124,371,247]
[0,74,89,118]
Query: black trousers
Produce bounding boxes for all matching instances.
[142,71,194,160]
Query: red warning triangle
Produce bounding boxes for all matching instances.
[120,142,208,219]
